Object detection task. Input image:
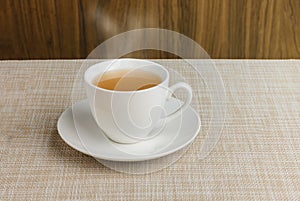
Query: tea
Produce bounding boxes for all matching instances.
[95,69,161,91]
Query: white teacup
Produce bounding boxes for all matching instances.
[84,59,192,143]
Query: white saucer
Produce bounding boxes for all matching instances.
[57,98,201,162]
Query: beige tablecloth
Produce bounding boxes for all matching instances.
[1,60,299,200]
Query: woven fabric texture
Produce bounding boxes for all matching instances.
[0,60,299,200]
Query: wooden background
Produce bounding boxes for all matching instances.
[0,0,299,59]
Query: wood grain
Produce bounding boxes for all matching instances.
[0,0,299,59]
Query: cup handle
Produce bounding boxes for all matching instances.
[117,82,192,142]
[163,82,193,123]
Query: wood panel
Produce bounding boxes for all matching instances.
[0,0,299,59]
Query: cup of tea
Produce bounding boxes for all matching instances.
[84,59,192,143]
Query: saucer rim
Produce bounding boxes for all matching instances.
[57,99,201,162]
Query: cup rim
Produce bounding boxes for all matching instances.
[84,58,169,93]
